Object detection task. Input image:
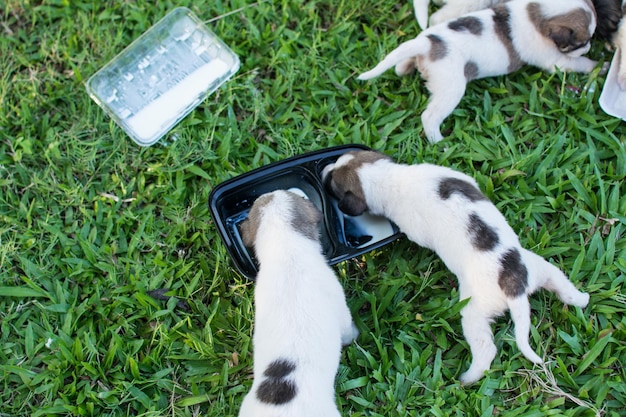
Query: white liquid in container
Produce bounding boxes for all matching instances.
[86,8,240,146]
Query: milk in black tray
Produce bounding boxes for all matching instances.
[209,145,402,279]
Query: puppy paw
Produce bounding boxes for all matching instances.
[341,322,359,346]
[421,111,445,143]
[424,127,444,144]
[459,367,487,385]
[523,349,543,365]
[571,291,590,308]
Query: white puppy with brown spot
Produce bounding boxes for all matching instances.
[238,190,358,417]
[360,0,598,143]
[414,0,621,37]
[322,151,589,384]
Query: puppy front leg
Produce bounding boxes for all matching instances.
[459,303,497,384]
[422,75,467,143]
[549,56,599,74]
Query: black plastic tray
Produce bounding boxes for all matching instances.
[208,144,402,279]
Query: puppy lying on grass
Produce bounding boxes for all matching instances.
[238,190,358,417]
[359,0,599,143]
[413,0,622,41]
[322,150,590,384]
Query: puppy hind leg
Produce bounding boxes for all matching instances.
[524,249,590,308]
[507,296,542,365]
[459,304,497,384]
[395,58,417,76]
[421,75,467,143]
[413,0,431,30]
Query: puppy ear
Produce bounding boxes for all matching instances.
[548,25,574,51]
[338,191,368,216]
[240,219,255,248]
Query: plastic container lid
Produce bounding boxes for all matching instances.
[86,7,240,146]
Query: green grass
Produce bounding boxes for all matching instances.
[1,0,624,415]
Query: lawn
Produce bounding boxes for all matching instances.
[1,0,624,416]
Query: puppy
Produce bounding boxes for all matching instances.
[414,0,626,87]
[322,151,590,384]
[359,0,598,143]
[238,190,358,417]
[414,0,620,40]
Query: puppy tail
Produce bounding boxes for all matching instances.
[358,37,428,80]
[414,0,430,30]
[523,249,590,308]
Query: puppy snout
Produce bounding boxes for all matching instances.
[564,40,590,56]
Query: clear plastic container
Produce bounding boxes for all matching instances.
[86,7,240,146]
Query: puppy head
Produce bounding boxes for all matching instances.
[321,151,391,217]
[528,2,596,57]
[240,190,323,249]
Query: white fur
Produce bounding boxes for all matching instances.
[414,0,501,29]
[360,0,598,143]
[420,0,626,89]
[238,190,358,417]
[323,152,590,384]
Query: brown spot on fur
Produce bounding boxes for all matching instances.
[464,61,479,81]
[467,213,500,251]
[448,16,484,35]
[498,248,528,298]
[240,193,275,248]
[438,177,488,202]
[287,192,322,242]
[427,34,448,61]
[257,359,297,404]
[492,5,523,73]
[527,3,593,53]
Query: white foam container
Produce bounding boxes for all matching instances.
[86,7,240,146]
[599,49,626,121]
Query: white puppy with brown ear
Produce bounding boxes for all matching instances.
[322,151,590,384]
[361,0,598,143]
[238,190,358,417]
